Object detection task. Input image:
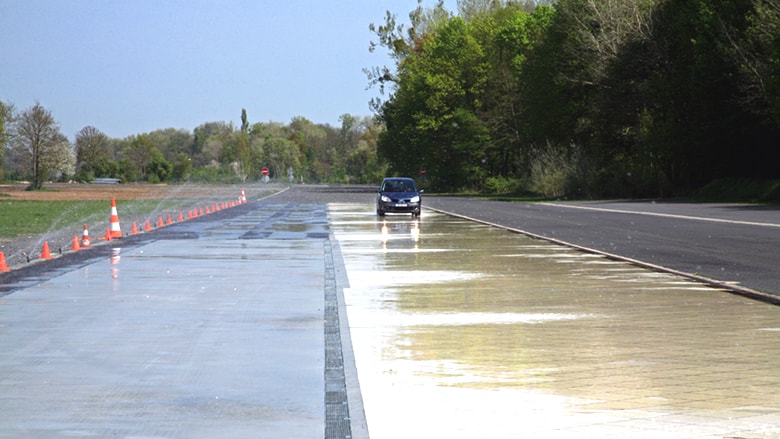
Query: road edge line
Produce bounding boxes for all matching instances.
[425,207,780,306]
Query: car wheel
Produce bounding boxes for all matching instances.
[377,209,385,216]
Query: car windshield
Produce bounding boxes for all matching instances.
[383,180,415,192]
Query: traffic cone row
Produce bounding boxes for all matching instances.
[0,188,248,271]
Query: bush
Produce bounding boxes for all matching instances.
[146,151,173,182]
[187,165,244,183]
[74,168,95,183]
[692,178,780,203]
[483,176,523,194]
[528,142,579,198]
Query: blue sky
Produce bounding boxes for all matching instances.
[1,0,456,139]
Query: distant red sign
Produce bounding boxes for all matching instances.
[419,168,427,176]
[262,167,269,176]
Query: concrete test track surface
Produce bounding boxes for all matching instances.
[0,189,362,438]
[0,185,778,438]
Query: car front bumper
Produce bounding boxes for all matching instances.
[378,202,421,214]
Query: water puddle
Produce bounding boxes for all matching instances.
[330,203,780,438]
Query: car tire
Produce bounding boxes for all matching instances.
[377,209,385,216]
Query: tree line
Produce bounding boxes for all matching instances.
[5,0,778,197]
[0,101,387,189]
[370,0,780,197]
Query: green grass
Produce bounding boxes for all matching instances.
[0,198,208,239]
[431,191,548,202]
[0,200,106,238]
[685,178,780,203]
[438,178,780,204]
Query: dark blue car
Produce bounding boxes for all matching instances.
[376,177,422,217]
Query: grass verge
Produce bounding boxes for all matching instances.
[0,198,230,240]
[686,178,780,203]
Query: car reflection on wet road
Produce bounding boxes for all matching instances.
[329,204,780,438]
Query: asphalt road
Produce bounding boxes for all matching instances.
[423,196,780,300]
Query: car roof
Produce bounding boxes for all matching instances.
[382,177,415,182]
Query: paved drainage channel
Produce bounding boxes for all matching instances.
[324,240,352,439]
[328,203,780,438]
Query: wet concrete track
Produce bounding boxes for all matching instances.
[0,185,778,438]
[0,199,337,438]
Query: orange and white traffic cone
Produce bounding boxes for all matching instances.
[167,214,173,225]
[157,216,164,228]
[178,212,184,222]
[71,235,81,251]
[104,228,112,241]
[81,224,92,247]
[109,199,122,239]
[0,252,10,272]
[40,242,52,259]
[144,220,152,231]
[131,222,139,235]
[240,188,247,204]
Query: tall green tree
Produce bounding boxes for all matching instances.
[0,101,15,180]
[75,125,112,180]
[241,108,250,133]
[288,116,324,181]
[145,149,173,183]
[376,14,490,190]
[148,128,193,162]
[743,0,780,125]
[123,134,156,181]
[192,121,232,166]
[263,137,300,180]
[643,0,765,188]
[481,5,555,178]
[13,103,71,190]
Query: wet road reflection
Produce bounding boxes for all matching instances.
[329,204,780,438]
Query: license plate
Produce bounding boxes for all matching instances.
[396,203,407,207]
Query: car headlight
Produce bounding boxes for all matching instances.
[410,195,420,203]
[380,195,391,202]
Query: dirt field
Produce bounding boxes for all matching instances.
[0,182,279,270]
[0,182,250,201]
